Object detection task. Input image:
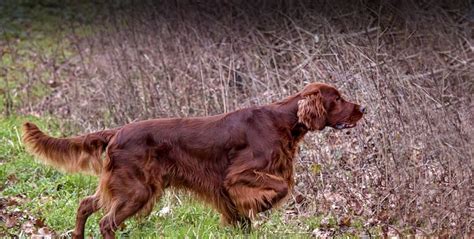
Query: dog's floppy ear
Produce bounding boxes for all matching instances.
[297,86,326,130]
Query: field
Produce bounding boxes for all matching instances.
[1,0,472,238]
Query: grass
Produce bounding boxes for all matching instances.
[0,116,319,238]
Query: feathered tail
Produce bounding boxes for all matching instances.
[22,122,119,175]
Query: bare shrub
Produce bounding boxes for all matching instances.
[12,0,473,236]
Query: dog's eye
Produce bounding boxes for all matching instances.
[335,96,341,101]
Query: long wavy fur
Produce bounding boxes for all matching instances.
[22,122,118,175]
[297,92,326,130]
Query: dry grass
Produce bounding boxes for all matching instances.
[3,0,473,237]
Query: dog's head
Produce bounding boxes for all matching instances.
[297,83,365,131]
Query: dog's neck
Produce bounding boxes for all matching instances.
[270,93,309,140]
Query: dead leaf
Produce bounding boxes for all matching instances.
[312,228,331,238]
[295,194,305,204]
[338,215,352,227]
[0,198,7,209]
[21,221,35,234]
[32,227,53,239]
[6,174,18,184]
[34,217,46,228]
[6,215,18,228]
[6,198,19,207]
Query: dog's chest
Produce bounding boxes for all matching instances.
[270,145,298,187]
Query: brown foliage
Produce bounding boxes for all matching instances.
[9,0,474,236]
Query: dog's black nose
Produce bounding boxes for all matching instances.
[360,106,366,114]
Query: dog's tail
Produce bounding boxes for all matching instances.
[22,122,119,175]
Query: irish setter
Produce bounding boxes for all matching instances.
[22,82,365,238]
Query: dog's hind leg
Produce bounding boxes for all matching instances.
[99,186,151,238]
[73,194,100,239]
[98,170,164,239]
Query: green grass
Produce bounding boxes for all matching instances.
[0,116,317,238]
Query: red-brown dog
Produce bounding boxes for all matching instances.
[23,82,365,238]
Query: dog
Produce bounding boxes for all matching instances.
[23,82,365,238]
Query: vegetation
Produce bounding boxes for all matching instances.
[1,0,472,237]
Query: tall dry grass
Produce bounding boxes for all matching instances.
[7,0,473,236]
